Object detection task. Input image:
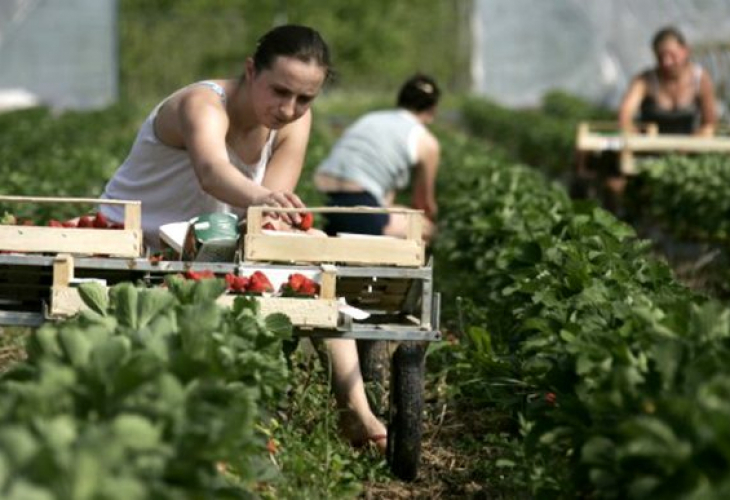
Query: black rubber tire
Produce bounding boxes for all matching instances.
[357,339,390,417]
[387,342,426,481]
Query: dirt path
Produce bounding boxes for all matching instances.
[362,405,496,500]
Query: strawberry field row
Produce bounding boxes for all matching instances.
[431,131,730,498]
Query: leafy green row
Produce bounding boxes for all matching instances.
[635,154,730,243]
[460,94,611,177]
[433,131,730,499]
[0,106,143,223]
[0,277,292,499]
[461,95,730,249]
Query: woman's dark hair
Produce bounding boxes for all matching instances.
[652,26,687,52]
[253,24,332,81]
[397,74,441,112]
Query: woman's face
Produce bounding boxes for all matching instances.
[654,38,690,78]
[247,55,326,129]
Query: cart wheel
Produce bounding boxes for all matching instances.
[387,342,426,481]
[358,340,390,417]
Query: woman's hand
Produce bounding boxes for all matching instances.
[253,190,305,226]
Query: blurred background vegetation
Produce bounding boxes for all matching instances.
[119,0,472,104]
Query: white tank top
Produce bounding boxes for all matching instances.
[100,81,277,250]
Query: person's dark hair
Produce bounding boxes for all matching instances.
[397,74,441,112]
[652,26,687,52]
[253,24,332,81]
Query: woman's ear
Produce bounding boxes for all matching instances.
[245,57,256,80]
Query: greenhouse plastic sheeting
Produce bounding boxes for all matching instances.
[0,0,117,110]
[472,0,730,111]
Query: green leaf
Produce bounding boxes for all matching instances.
[4,481,54,500]
[232,295,259,317]
[136,288,176,329]
[26,326,62,360]
[0,427,38,466]
[264,313,293,340]
[192,277,227,303]
[178,303,221,362]
[110,283,138,329]
[58,328,93,368]
[111,414,161,450]
[68,449,101,500]
[78,282,109,315]
[112,351,165,398]
[582,436,615,465]
[90,337,131,386]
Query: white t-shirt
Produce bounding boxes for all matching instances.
[315,109,424,205]
[100,81,276,250]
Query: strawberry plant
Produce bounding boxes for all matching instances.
[0,278,293,497]
[636,154,730,244]
[431,130,730,498]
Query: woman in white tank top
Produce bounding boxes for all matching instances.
[101,25,331,249]
[101,24,391,455]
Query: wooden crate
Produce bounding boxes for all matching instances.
[243,206,425,267]
[48,255,340,328]
[0,195,143,257]
[576,121,730,175]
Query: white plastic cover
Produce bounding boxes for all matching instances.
[0,0,117,110]
[472,0,730,114]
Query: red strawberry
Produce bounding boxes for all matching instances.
[110,222,125,230]
[78,215,93,228]
[298,212,314,231]
[149,253,163,264]
[197,270,216,279]
[48,219,63,227]
[262,222,276,231]
[288,273,307,292]
[225,273,237,290]
[298,279,319,296]
[93,212,108,228]
[267,438,278,454]
[62,220,77,228]
[233,276,249,292]
[185,270,201,281]
[248,271,273,294]
[545,392,557,406]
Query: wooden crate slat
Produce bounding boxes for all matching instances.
[244,234,424,267]
[0,196,143,257]
[217,296,338,328]
[0,226,142,257]
[244,206,425,267]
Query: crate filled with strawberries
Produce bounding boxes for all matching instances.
[243,206,426,267]
[0,195,142,257]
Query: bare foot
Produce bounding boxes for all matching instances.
[339,410,387,454]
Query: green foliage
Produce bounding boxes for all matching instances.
[460,94,612,177]
[256,347,389,499]
[541,90,614,122]
[0,280,292,497]
[118,0,470,103]
[636,154,730,243]
[432,130,730,498]
[0,105,144,222]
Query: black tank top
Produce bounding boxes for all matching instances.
[639,64,703,134]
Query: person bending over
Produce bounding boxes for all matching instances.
[314,74,441,241]
[101,24,387,453]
